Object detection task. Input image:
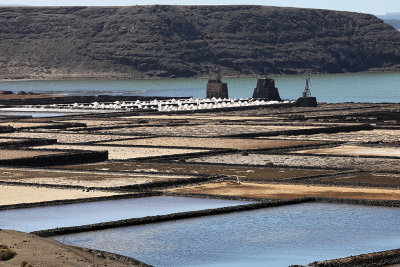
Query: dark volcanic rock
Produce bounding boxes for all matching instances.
[1,5,400,79]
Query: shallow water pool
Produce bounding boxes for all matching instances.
[0,196,250,232]
[55,203,400,266]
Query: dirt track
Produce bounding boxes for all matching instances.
[168,182,400,200]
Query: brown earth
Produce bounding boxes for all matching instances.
[0,150,65,160]
[55,162,331,181]
[0,230,143,266]
[0,167,194,188]
[320,173,400,187]
[167,182,400,200]
[101,137,326,150]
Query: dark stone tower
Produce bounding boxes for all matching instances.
[206,69,228,98]
[206,79,228,98]
[252,78,282,101]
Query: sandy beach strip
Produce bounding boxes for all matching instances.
[0,185,119,206]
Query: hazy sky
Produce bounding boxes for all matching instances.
[0,0,399,15]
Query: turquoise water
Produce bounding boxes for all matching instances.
[1,72,399,103]
[0,196,250,232]
[55,203,400,267]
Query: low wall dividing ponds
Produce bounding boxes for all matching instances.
[0,195,254,233]
[50,201,400,267]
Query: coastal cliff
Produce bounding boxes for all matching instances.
[1,5,400,79]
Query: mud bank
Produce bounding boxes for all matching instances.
[301,248,400,267]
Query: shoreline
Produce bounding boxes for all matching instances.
[1,69,400,83]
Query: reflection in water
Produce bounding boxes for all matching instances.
[0,196,250,232]
[56,203,400,267]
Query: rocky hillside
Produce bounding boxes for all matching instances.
[1,5,400,79]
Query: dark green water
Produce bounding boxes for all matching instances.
[1,72,399,103]
[55,203,400,267]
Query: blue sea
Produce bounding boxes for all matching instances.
[0,72,399,103]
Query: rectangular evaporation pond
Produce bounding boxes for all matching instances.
[55,203,400,267]
[0,112,75,117]
[0,196,251,232]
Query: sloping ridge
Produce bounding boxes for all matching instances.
[0,5,400,79]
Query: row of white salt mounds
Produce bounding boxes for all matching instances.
[25,98,293,112]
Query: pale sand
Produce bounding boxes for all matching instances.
[0,138,19,142]
[101,137,324,150]
[36,144,208,160]
[0,150,64,160]
[100,124,319,137]
[0,167,193,187]
[188,153,400,172]
[0,230,137,266]
[0,185,119,206]
[0,122,56,129]
[263,129,400,143]
[295,145,400,157]
[168,182,400,200]
[0,132,135,143]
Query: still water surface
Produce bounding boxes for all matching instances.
[1,72,399,103]
[0,196,249,232]
[56,203,400,267]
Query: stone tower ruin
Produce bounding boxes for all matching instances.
[252,78,282,101]
[206,69,228,99]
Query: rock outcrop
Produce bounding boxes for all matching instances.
[1,6,400,79]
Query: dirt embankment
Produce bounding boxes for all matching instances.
[298,248,400,267]
[0,229,148,266]
[167,181,400,201]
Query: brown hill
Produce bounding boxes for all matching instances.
[1,5,400,79]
